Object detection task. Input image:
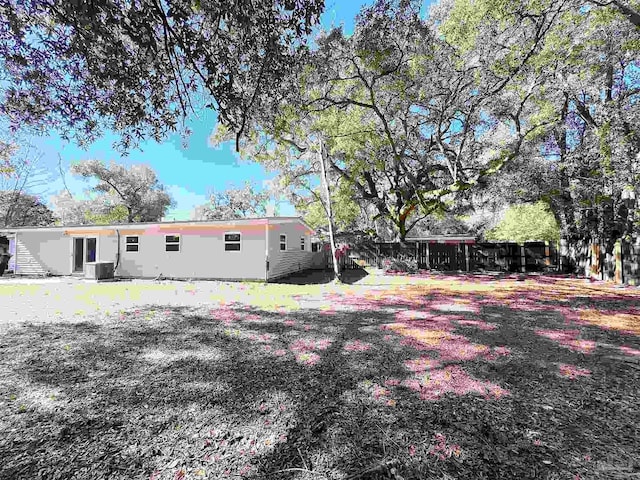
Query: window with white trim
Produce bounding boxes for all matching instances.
[224,232,241,251]
[165,234,180,252]
[125,236,139,252]
[300,236,305,251]
[279,234,287,251]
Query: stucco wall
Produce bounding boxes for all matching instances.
[113,223,267,280]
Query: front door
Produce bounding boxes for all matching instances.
[73,237,97,273]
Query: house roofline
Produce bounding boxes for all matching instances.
[296,218,315,235]
[0,216,311,233]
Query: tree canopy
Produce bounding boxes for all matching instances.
[226,0,560,241]
[0,0,324,151]
[192,181,270,220]
[0,191,55,227]
[296,177,366,233]
[462,0,640,247]
[64,160,174,223]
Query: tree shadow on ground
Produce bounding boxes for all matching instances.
[0,279,639,480]
[275,267,369,285]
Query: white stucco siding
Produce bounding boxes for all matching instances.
[99,233,118,268]
[115,223,267,280]
[267,221,314,281]
[3,218,311,281]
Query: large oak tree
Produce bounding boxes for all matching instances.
[448,0,640,265]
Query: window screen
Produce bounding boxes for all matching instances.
[125,236,139,252]
[224,232,241,251]
[165,235,180,252]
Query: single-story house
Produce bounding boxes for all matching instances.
[0,217,317,282]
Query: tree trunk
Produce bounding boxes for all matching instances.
[319,139,341,283]
[397,219,407,243]
[552,93,579,273]
[553,195,578,273]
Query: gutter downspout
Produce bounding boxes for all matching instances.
[114,229,121,275]
[265,219,269,283]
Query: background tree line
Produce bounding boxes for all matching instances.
[0,0,638,273]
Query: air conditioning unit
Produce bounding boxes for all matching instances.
[85,262,115,280]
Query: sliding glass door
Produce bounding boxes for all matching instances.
[86,238,96,263]
[73,237,97,273]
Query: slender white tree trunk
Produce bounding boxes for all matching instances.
[319,139,341,283]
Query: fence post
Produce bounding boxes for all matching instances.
[425,242,430,269]
[598,241,607,281]
[559,238,568,272]
[464,243,470,271]
[589,241,602,280]
[599,242,604,281]
[544,241,550,267]
[633,238,640,286]
[615,239,623,284]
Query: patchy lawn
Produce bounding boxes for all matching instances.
[0,273,638,480]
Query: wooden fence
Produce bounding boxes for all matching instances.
[313,237,640,285]
[562,238,640,285]
[345,240,558,273]
[313,246,362,271]
[621,239,640,285]
[324,252,360,271]
[471,242,558,272]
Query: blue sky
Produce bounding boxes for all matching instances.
[33,1,431,221]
